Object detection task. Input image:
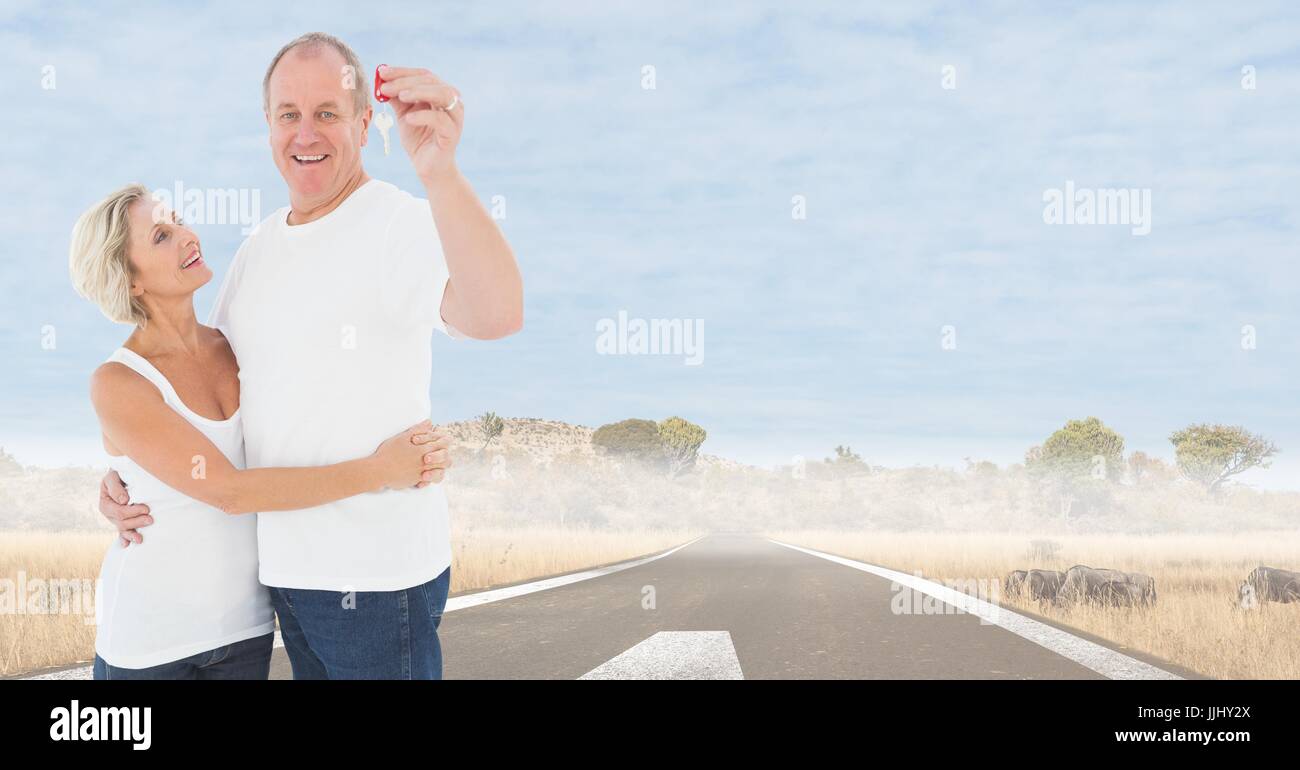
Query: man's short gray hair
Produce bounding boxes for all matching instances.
[262,32,370,116]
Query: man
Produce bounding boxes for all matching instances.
[96,32,523,679]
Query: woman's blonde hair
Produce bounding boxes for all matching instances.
[69,183,151,326]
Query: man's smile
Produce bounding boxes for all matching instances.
[292,154,329,165]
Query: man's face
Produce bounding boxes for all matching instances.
[265,46,371,205]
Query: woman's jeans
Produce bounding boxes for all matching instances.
[93,632,274,680]
[269,566,451,680]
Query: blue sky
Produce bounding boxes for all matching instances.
[1,1,1298,489]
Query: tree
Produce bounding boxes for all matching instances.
[1127,450,1154,484]
[963,457,999,478]
[1169,423,1278,493]
[1027,416,1125,484]
[831,445,864,464]
[1026,417,1125,520]
[821,445,869,479]
[478,411,505,450]
[1126,450,1176,486]
[0,447,22,478]
[592,419,664,461]
[658,417,707,477]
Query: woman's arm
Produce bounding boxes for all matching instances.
[90,363,448,515]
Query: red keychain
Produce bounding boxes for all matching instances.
[373,64,394,154]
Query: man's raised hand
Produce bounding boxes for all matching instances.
[375,64,463,183]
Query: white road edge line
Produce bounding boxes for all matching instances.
[443,534,707,612]
[20,535,707,681]
[768,538,1182,681]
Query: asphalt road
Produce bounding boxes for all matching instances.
[265,532,1183,680]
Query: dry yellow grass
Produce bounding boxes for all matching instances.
[9,524,1296,679]
[0,527,700,678]
[768,529,1300,680]
[0,532,105,678]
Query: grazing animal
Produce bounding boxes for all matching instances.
[1057,565,1156,608]
[1004,570,1028,599]
[1100,580,1143,607]
[1129,572,1157,605]
[1026,569,1065,602]
[1240,566,1300,606]
[1057,565,1118,605]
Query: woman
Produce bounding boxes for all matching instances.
[68,183,451,679]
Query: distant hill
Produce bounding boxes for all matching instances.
[5,420,1298,533]
[442,417,598,460]
[441,416,742,470]
[0,418,737,531]
[0,448,103,531]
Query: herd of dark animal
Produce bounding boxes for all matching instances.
[1002,565,1299,609]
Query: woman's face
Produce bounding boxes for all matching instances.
[126,199,212,307]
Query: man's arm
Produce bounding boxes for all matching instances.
[425,170,523,340]
[378,64,523,340]
[100,470,152,546]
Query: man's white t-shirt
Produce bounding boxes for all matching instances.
[209,178,456,592]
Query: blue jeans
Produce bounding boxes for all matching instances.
[269,566,451,680]
[93,632,273,680]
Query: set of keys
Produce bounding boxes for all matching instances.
[373,63,395,155]
[373,63,459,156]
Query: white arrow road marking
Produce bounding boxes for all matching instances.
[18,536,707,680]
[579,631,744,680]
[769,539,1182,681]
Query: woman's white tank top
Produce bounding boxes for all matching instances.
[94,347,275,669]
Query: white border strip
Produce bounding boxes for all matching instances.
[19,536,706,681]
[769,539,1182,681]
